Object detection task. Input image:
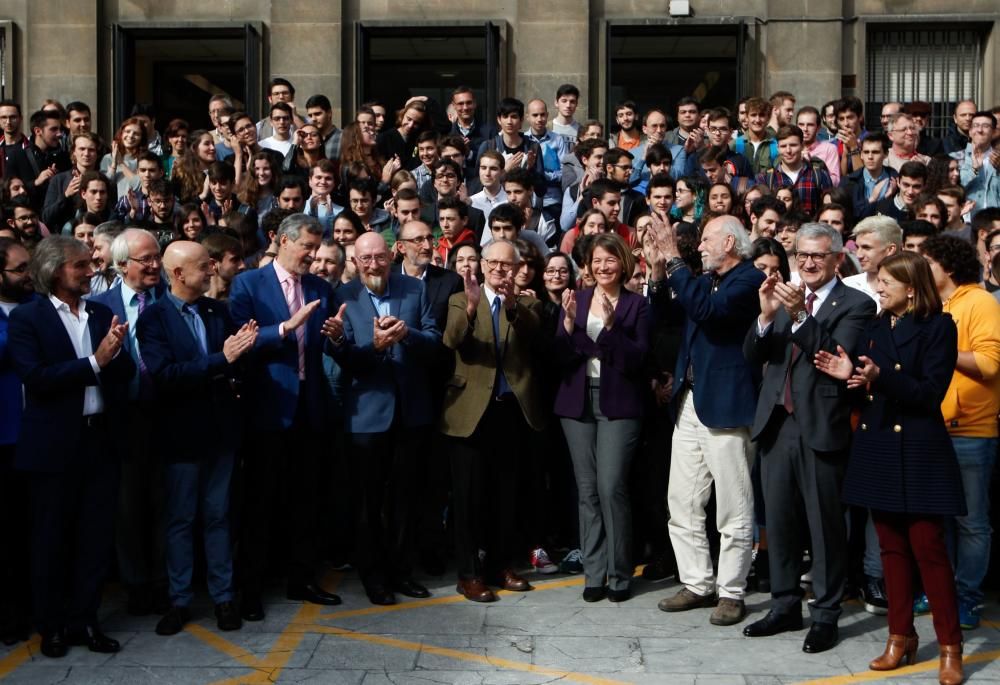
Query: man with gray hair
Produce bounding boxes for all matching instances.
[229,213,341,620]
[8,235,133,657]
[843,215,903,311]
[92,227,169,617]
[646,214,764,626]
[742,222,875,652]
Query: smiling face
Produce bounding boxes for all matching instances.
[590,245,623,288]
[876,266,913,316]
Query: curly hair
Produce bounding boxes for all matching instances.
[919,234,981,286]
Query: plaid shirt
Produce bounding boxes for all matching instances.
[756,163,833,216]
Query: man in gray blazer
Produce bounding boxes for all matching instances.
[742,222,875,653]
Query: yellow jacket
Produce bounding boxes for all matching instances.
[941,284,1000,437]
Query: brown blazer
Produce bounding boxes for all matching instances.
[439,287,547,438]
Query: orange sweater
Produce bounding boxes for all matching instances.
[941,283,1000,437]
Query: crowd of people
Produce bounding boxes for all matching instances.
[2,78,1000,685]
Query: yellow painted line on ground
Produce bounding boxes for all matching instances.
[794,646,1000,684]
[311,623,634,685]
[0,636,39,679]
[186,623,260,669]
[318,574,593,620]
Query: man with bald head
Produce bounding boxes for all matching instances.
[525,98,569,222]
[327,231,442,605]
[136,241,257,635]
[93,227,169,615]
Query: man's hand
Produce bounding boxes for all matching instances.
[649,210,679,261]
[562,288,577,335]
[505,152,524,172]
[94,315,128,368]
[463,269,481,319]
[684,127,704,153]
[381,155,402,183]
[758,272,783,325]
[284,299,321,334]
[774,281,806,319]
[64,172,81,198]
[373,316,407,351]
[35,164,56,186]
[223,320,259,362]
[495,275,517,310]
[321,303,348,342]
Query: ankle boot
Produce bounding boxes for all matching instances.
[938,644,963,685]
[870,633,919,670]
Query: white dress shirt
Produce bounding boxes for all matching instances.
[49,294,104,415]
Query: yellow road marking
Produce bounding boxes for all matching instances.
[311,623,635,685]
[793,646,1000,684]
[0,637,39,678]
[318,575,588,620]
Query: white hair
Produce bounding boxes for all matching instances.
[111,228,159,275]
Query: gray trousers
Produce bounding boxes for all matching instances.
[759,410,847,624]
[561,381,641,591]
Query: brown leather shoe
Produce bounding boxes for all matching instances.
[492,569,532,592]
[870,633,918,671]
[939,643,963,685]
[456,578,496,603]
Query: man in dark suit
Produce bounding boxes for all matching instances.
[92,227,169,616]
[7,235,133,657]
[742,223,875,652]
[229,213,341,621]
[647,214,765,626]
[440,238,547,602]
[136,241,259,636]
[326,231,441,605]
[392,218,463,573]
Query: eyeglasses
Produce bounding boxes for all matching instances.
[271,115,291,122]
[300,131,320,138]
[544,267,570,276]
[708,126,730,134]
[12,215,37,223]
[435,173,458,180]
[611,164,633,171]
[795,251,835,263]
[483,259,514,272]
[234,124,255,134]
[400,235,433,245]
[355,254,389,265]
[988,244,1000,253]
[971,123,995,131]
[129,255,162,267]
[2,263,28,274]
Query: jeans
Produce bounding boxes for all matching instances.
[948,436,997,607]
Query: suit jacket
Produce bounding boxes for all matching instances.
[655,259,765,429]
[439,288,547,437]
[839,166,899,221]
[135,294,243,460]
[0,295,38,445]
[7,297,134,472]
[390,263,463,332]
[842,312,965,516]
[553,287,649,420]
[229,263,335,431]
[42,169,119,229]
[743,279,876,452]
[92,281,168,353]
[329,272,441,433]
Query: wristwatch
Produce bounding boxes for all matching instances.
[793,309,809,325]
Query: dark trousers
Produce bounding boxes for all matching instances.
[759,410,847,624]
[349,426,428,589]
[116,405,166,590]
[450,399,527,580]
[631,400,673,561]
[30,421,118,633]
[0,444,30,633]
[873,511,962,645]
[240,399,322,595]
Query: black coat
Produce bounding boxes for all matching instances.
[842,312,966,516]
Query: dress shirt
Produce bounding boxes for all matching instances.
[470,187,508,221]
[48,294,104,415]
[757,276,838,335]
[843,272,880,312]
[365,283,392,318]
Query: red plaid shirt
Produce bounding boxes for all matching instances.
[756,163,833,216]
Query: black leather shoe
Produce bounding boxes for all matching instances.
[803,622,839,653]
[215,601,242,632]
[393,578,431,599]
[155,606,191,636]
[66,625,120,653]
[40,629,68,658]
[365,586,396,606]
[608,587,631,603]
[742,609,804,637]
[582,586,607,602]
[287,583,342,606]
[241,595,265,622]
[0,619,30,646]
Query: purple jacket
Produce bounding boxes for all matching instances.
[553,287,649,420]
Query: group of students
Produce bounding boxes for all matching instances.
[2,80,1000,685]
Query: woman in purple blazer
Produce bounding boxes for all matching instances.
[554,233,649,602]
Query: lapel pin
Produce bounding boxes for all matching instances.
[831,301,837,306]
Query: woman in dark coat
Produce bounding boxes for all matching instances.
[815,251,964,685]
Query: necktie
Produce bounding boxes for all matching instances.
[283,275,306,379]
[491,297,513,399]
[782,292,817,414]
[184,304,209,356]
[135,290,154,401]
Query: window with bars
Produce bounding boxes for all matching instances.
[865,24,987,140]
[0,22,11,101]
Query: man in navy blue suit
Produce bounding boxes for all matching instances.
[0,237,34,645]
[8,235,134,658]
[326,231,442,606]
[92,227,169,616]
[229,213,341,621]
[136,241,259,636]
[647,214,765,626]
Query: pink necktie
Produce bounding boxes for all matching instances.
[283,276,306,379]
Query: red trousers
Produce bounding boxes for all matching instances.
[873,511,962,646]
